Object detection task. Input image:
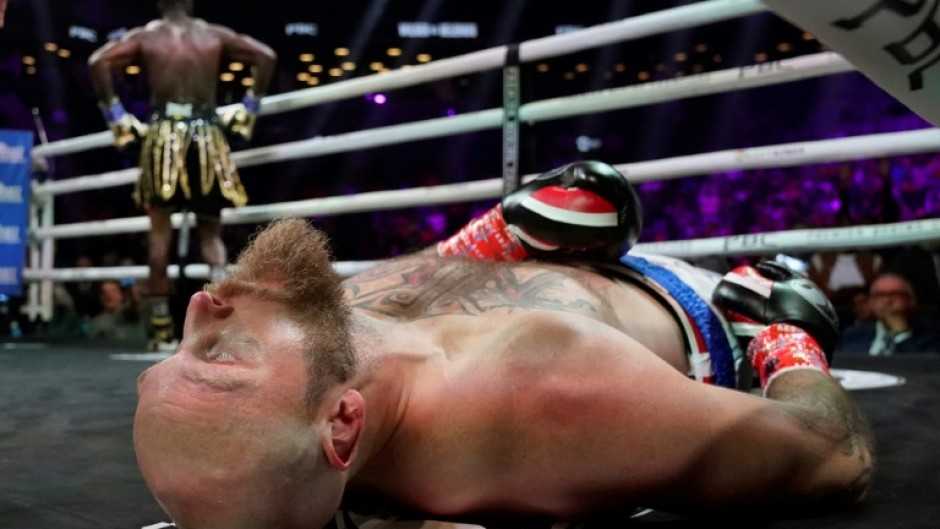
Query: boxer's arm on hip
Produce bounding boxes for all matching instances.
[88,28,144,103]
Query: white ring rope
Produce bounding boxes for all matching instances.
[29,0,767,160]
[30,127,940,241]
[637,218,940,258]
[32,51,855,199]
[26,218,940,283]
[23,261,381,282]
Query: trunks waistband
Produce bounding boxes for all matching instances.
[618,255,737,388]
[150,101,218,121]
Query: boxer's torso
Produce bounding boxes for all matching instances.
[134,18,223,108]
[342,256,689,518]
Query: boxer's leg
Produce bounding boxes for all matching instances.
[146,206,177,351]
[192,121,248,282]
[196,214,228,282]
[138,117,184,352]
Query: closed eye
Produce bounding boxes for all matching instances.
[212,350,237,362]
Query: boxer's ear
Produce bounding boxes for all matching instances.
[323,389,364,470]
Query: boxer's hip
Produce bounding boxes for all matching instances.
[149,100,219,122]
[135,102,247,214]
[600,253,745,389]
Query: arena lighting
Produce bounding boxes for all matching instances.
[67,25,97,43]
[576,135,602,153]
[285,22,318,36]
[396,21,478,38]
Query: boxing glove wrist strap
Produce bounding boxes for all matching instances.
[100,97,127,124]
[241,91,261,114]
[437,205,528,261]
[748,323,831,396]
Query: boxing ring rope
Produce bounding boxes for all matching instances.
[27,127,940,243]
[20,0,940,320]
[30,0,768,160]
[28,50,862,239]
[32,50,856,199]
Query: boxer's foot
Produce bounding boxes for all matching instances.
[147,315,178,352]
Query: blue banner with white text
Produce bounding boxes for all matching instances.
[0,129,33,296]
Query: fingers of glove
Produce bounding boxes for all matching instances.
[754,260,800,281]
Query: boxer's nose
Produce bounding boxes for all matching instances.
[188,290,235,319]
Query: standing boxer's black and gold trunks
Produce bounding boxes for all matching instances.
[135,101,248,217]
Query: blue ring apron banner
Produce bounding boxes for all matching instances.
[0,129,33,297]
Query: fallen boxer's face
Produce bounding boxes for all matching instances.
[134,290,337,529]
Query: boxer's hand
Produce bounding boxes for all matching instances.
[712,260,839,362]
[219,90,261,141]
[501,160,643,261]
[100,97,148,150]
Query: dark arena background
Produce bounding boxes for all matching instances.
[1,1,940,528]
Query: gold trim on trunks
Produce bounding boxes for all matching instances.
[135,117,248,209]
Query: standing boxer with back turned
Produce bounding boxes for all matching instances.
[88,0,276,351]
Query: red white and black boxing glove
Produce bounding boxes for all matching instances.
[437,160,643,262]
[711,260,840,364]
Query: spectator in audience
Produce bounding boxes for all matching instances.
[836,272,940,355]
[809,249,883,301]
[65,254,102,319]
[841,285,874,328]
[885,240,940,321]
[807,200,884,317]
[86,280,147,342]
[38,284,87,339]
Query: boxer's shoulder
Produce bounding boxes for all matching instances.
[344,257,618,321]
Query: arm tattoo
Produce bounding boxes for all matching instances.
[769,374,877,501]
[344,258,599,321]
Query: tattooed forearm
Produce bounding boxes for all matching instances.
[344,257,600,321]
[768,372,875,453]
[768,371,877,502]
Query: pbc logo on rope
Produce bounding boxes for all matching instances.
[831,0,940,90]
[723,233,774,252]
